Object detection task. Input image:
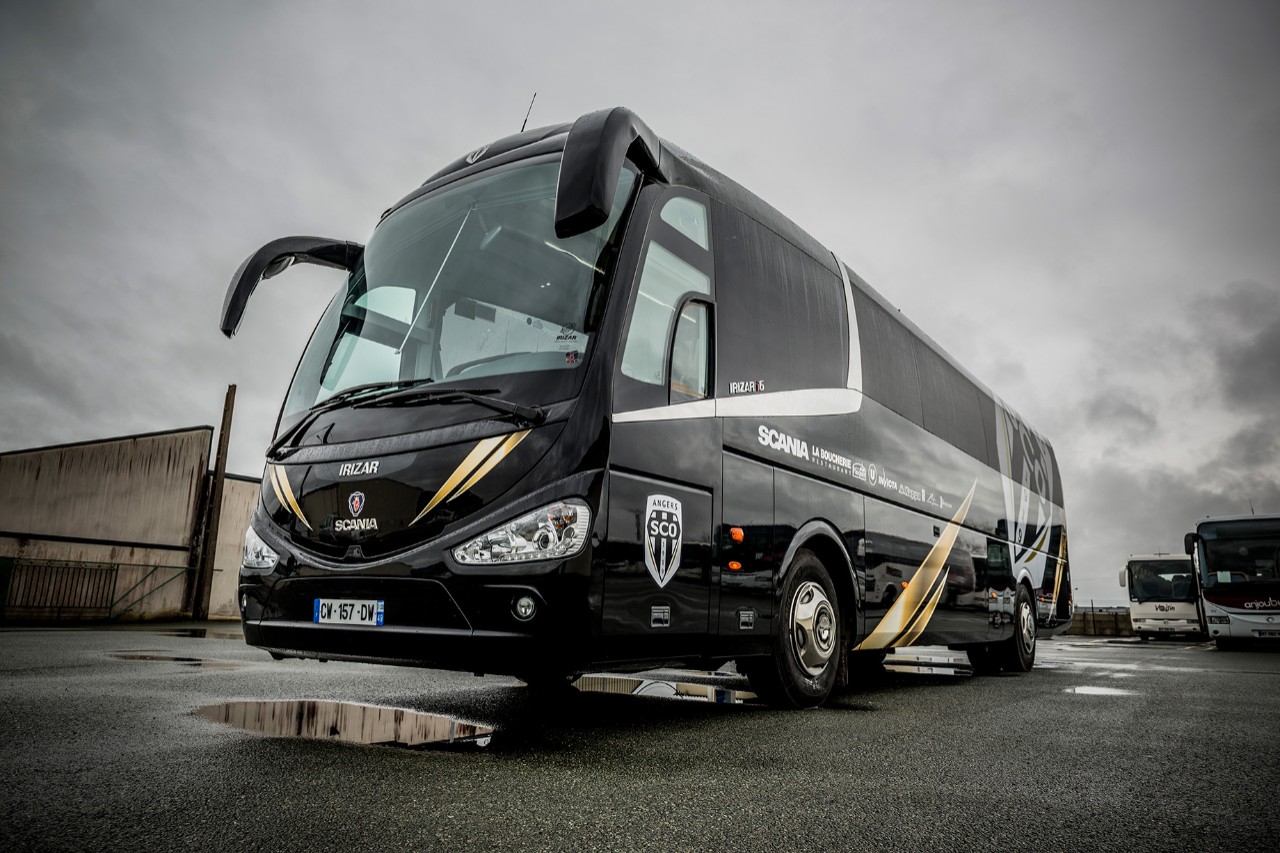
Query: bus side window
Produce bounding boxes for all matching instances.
[670,302,711,402]
[620,242,710,386]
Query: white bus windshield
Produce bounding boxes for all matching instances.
[1127,559,1196,603]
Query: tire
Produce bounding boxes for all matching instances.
[1215,637,1240,651]
[987,585,1036,672]
[965,643,1001,675]
[743,549,842,708]
[517,669,579,692]
[1138,632,1153,642]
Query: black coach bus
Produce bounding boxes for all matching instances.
[222,107,1072,707]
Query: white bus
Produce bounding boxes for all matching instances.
[1185,515,1280,649]
[1119,554,1202,640]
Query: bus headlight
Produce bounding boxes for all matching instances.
[453,500,591,565]
[242,526,279,574]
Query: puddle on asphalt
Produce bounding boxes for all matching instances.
[109,653,244,670]
[156,629,243,640]
[573,674,758,703]
[196,700,493,748]
[1063,685,1140,696]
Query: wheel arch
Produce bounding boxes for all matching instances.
[778,520,860,641]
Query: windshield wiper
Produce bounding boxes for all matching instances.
[269,378,436,455]
[358,387,547,425]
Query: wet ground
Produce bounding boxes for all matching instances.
[1,625,1278,851]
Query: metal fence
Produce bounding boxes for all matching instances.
[0,557,193,623]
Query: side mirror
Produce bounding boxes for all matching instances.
[1118,569,1127,588]
[220,236,363,337]
[554,107,665,239]
[1183,532,1198,556]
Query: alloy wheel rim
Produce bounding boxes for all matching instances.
[1019,600,1036,655]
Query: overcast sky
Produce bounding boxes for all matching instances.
[2,0,1277,604]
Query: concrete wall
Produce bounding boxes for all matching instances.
[0,428,212,547]
[0,427,215,621]
[1065,610,1134,637]
[209,476,261,619]
[0,537,191,619]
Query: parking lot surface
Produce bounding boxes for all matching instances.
[2,625,1277,851]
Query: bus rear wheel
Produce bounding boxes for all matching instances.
[742,549,841,708]
[999,585,1037,671]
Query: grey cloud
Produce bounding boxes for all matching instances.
[1211,421,1280,474]
[1083,388,1159,439]
[1195,280,1280,414]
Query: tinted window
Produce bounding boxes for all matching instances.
[917,341,989,462]
[713,201,847,394]
[850,287,923,426]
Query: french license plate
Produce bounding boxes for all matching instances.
[313,598,384,626]
[1256,630,1280,638]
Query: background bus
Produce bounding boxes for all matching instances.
[1185,515,1280,649]
[1119,554,1202,640]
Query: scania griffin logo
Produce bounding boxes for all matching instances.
[348,491,366,517]
[644,494,683,589]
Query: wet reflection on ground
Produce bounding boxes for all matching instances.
[109,653,244,670]
[196,700,493,748]
[155,629,244,640]
[1062,685,1140,696]
[573,673,757,704]
[883,650,973,677]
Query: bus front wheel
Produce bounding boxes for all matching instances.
[742,549,841,708]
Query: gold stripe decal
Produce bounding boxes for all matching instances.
[450,430,530,502]
[1048,529,1068,612]
[267,466,287,512]
[409,430,531,527]
[269,464,312,531]
[855,481,977,651]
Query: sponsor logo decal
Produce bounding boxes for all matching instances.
[852,462,867,482]
[757,425,810,461]
[644,495,683,588]
[729,380,764,395]
[1155,604,1175,612]
[1244,598,1280,610]
[465,144,491,164]
[337,493,377,532]
[335,517,379,533]
[338,461,379,477]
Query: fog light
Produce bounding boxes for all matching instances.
[514,596,537,621]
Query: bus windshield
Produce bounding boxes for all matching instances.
[281,158,638,422]
[1127,559,1196,603]
[1199,521,1280,592]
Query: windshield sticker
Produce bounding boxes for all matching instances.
[555,326,584,350]
[565,351,580,365]
[644,495,683,588]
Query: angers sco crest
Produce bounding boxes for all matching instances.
[644,494,683,588]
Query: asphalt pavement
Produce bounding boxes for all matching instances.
[1,624,1277,851]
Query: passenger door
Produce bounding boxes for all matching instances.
[601,190,719,663]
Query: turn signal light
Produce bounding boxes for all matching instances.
[728,561,743,571]
[730,527,744,543]
[901,581,909,589]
